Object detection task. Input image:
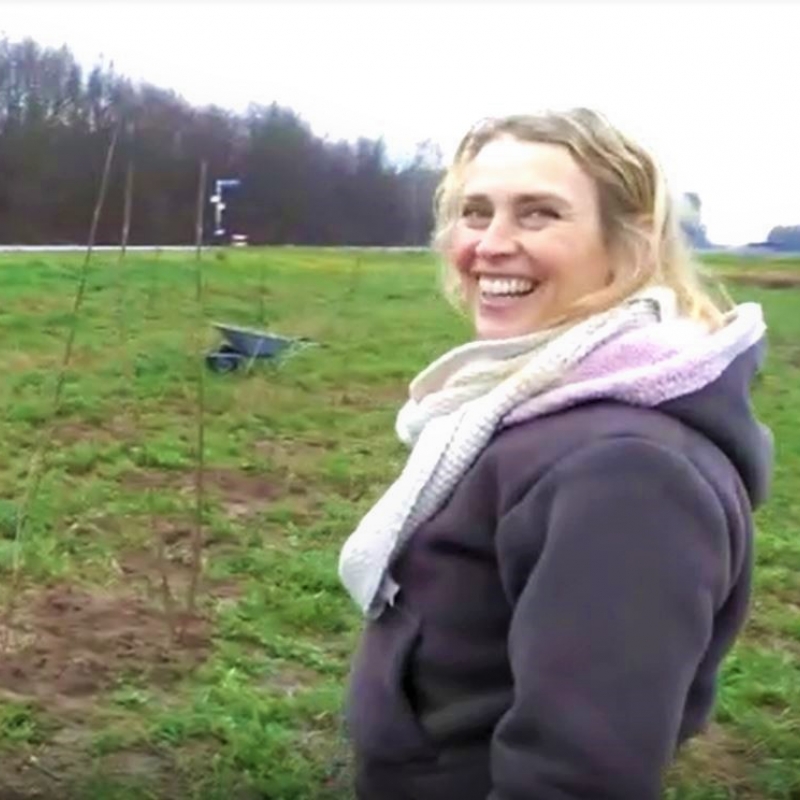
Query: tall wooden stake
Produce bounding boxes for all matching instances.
[2,123,120,648]
[186,160,208,619]
[116,160,135,345]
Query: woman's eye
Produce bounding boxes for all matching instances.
[461,205,491,224]
[520,205,559,221]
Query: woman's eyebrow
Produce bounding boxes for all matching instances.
[462,191,571,206]
[513,192,571,207]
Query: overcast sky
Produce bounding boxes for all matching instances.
[2,1,798,245]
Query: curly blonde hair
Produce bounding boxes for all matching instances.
[433,108,728,328]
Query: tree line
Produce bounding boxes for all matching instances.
[764,226,800,252]
[0,37,443,246]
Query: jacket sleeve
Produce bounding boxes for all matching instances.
[489,437,731,800]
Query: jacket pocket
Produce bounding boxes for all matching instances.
[345,603,437,763]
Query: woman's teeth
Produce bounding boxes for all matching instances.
[478,276,536,297]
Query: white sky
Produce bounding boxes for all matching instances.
[1,0,799,245]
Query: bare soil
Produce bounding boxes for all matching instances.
[0,581,216,798]
[666,722,762,796]
[0,742,183,799]
[53,416,138,446]
[119,466,281,518]
[0,584,210,704]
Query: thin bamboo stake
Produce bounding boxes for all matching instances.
[116,160,135,345]
[49,124,120,418]
[156,514,177,642]
[258,258,267,326]
[194,162,207,271]
[120,161,134,260]
[112,151,176,639]
[348,255,362,299]
[186,160,208,620]
[1,123,120,648]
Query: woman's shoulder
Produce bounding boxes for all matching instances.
[492,399,695,468]
[483,400,743,514]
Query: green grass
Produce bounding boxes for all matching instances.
[0,248,796,798]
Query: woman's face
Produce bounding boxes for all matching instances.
[448,136,614,339]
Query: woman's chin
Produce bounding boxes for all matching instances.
[473,295,545,340]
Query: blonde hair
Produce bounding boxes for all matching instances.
[433,107,728,329]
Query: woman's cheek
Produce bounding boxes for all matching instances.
[449,232,479,273]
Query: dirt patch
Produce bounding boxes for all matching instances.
[262,663,322,698]
[667,722,756,791]
[119,466,281,519]
[0,742,182,800]
[721,270,800,289]
[53,415,138,446]
[336,384,405,409]
[254,437,332,461]
[151,516,193,546]
[253,439,336,494]
[119,470,182,492]
[117,537,240,612]
[64,511,122,540]
[0,584,210,706]
[7,351,51,374]
[203,467,281,514]
[743,614,800,659]
[100,748,168,778]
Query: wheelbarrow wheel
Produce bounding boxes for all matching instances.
[206,351,242,373]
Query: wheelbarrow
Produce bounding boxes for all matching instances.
[205,322,315,373]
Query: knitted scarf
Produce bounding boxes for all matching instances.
[338,287,766,619]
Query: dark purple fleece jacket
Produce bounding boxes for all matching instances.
[344,339,772,800]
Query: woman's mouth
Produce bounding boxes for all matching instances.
[478,276,539,305]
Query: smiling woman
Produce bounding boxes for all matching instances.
[433,109,724,337]
[448,137,613,339]
[338,108,774,800]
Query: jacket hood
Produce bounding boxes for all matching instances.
[658,337,773,508]
[499,303,773,510]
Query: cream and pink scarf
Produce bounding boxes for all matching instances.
[338,287,766,619]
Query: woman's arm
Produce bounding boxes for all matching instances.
[491,437,733,800]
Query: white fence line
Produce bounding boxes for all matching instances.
[0,244,797,257]
[0,245,433,254]
[0,245,197,253]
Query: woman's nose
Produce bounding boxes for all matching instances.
[475,215,519,258]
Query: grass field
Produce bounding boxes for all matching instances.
[0,248,797,799]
